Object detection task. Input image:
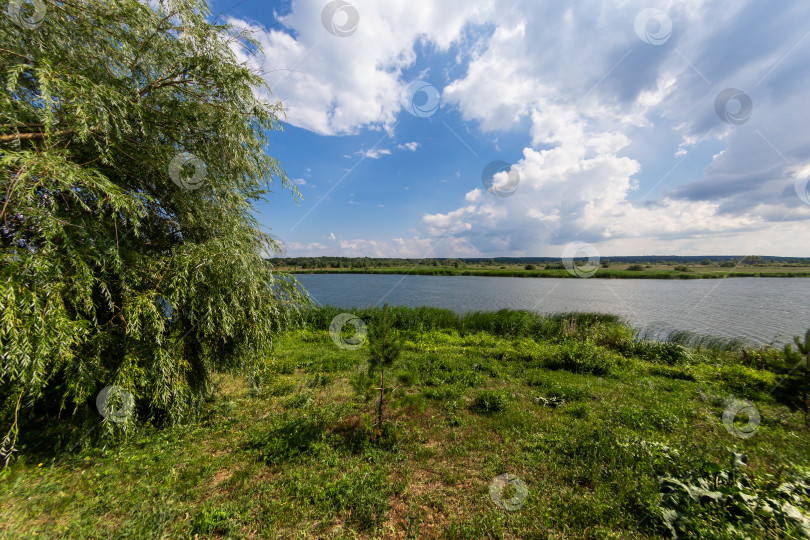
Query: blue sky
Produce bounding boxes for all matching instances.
[210,0,810,257]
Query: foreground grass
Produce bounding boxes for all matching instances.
[1,307,809,538]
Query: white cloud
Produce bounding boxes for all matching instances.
[431,2,810,254]
[464,188,483,202]
[422,205,475,236]
[233,1,810,255]
[356,148,391,159]
[226,0,499,135]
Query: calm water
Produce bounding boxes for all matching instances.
[295,274,810,345]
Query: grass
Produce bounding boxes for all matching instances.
[1,306,808,538]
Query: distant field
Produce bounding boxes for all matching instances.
[278,262,810,279]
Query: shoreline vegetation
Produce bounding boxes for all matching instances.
[274,256,810,279]
[2,306,808,538]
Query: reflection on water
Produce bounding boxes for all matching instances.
[295,274,810,345]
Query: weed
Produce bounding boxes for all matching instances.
[470,390,510,414]
[191,506,232,535]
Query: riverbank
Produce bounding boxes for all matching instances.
[285,264,810,279]
[1,307,808,538]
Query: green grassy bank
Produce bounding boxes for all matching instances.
[1,307,808,538]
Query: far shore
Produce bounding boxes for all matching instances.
[282,264,810,279]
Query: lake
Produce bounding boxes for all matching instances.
[295,274,810,345]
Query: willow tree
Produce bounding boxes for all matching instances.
[0,0,308,462]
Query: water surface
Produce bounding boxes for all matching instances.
[295,274,810,345]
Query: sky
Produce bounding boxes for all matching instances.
[209,0,810,258]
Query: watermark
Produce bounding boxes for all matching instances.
[489,473,528,511]
[715,89,753,125]
[634,8,672,45]
[268,235,287,257]
[562,242,600,278]
[481,161,520,197]
[401,80,440,118]
[722,399,760,439]
[96,386,134,424]
[156,296,175,323]
[794,172,810,206]
[329,313,367,350]
[321,0,359,37]
[168,152,207,190]
[8,0,46,30]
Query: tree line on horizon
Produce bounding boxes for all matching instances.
[272,255,810,269]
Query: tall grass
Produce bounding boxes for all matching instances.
[302,305,782,382]
[302,305,625,342]
[664,329,750,351]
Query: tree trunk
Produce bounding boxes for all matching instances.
[378,368,385,430]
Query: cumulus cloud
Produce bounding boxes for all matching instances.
[431,0,810,255]
[226,0,499,135]
[398,142,420,151]
[230,0,810,256]
[354,148,391,159]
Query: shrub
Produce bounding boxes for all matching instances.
[470,390,510,413]
[674,265,691,272]
[627,264,645,271]
[782,330,810,423]
[738,346,783,370]
[586,323,635,350]
[710,364,778,401]
[524,264,536,270]
[545,340,617,375]
[460,309,549,338]
[630,341,691,365]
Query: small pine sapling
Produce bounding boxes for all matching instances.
[368,303,402,431]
